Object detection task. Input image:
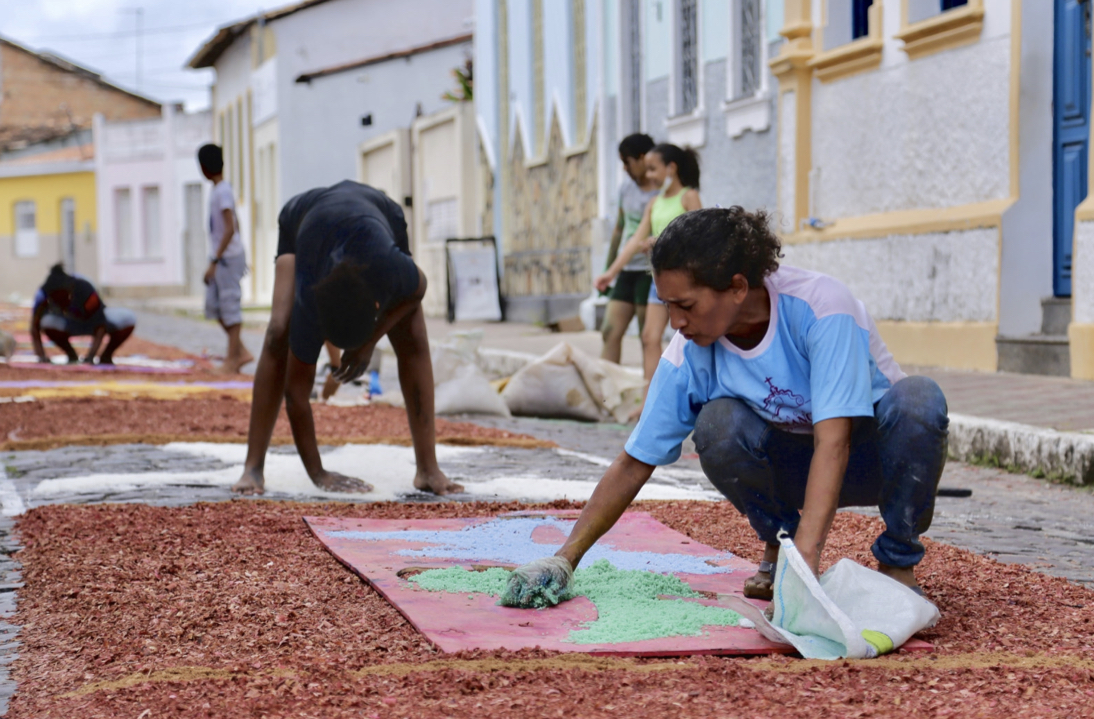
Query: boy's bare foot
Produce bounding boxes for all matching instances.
[218,350,255,374]
[414,469,464,495]
[878,562,925,596]
[232,467,266,495]
[311,470,373,493]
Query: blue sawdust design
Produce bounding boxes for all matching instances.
[326,516,737,575]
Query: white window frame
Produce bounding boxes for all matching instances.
[140,184,162,260]
[722,0,772,138]
[114,187,136,261]
[665,0,706,147]
[13,200,38,258]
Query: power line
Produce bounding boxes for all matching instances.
[23,21,214,42]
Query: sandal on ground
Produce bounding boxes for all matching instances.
[743,560,776,601]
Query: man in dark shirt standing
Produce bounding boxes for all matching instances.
[232,180,463,496]
[30,264,136,365]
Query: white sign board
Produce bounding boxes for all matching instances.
[447,240,502,322]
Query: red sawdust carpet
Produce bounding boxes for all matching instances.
[8,501,1094,718]
[0,398,548,451]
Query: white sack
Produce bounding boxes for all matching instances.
[500,342,646,422]
[501,342,605,421]
[728,532,940,660]
[430,332,511,417]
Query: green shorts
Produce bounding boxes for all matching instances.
[608,270,653,306]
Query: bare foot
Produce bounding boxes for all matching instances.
[218,350,255,374]
[878,563,924,595]
[413,469,464,496]
[232,467,266,495]
[311,470,374,493]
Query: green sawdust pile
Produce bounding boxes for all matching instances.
[408,559,743,645]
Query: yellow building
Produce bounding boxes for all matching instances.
[0,140,97,300]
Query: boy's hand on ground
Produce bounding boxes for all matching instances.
[35,353,51,364]
[320,374,340,400]
[332,343,375,383]
[309,470,373,494]
[232,467,266,495]
[499,556,575,608]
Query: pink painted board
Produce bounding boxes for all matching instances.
[305,510,932,657]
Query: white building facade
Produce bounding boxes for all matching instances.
[188,0,475,304]
[92,107,213,297]
[474,0,783,323]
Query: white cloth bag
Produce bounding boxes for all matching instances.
[727,532,941,660]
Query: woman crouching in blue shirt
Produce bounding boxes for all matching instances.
[505,207,949,604]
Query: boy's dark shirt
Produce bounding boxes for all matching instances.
[276,180,419,364]
[34,276,107,326]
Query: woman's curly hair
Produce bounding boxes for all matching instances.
[650,207,782,290]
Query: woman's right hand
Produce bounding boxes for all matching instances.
[498,556,575,608]
[594,272,614,293]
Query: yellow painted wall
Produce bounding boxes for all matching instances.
[0,170,97,298]
[0,171,97,235]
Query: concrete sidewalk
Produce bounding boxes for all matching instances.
[127,295,1094,485]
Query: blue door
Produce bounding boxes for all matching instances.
[1053,0,1093,297]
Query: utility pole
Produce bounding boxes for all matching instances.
[121,7,143,92]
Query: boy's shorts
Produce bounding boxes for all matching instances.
[608,270,653,306]
[205,253,247,326]
[40,307,136,336]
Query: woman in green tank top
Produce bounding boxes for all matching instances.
[596,143,702,414]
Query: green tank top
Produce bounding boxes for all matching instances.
[650,188,689,238]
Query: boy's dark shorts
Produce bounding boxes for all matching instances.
[608,270,653,306]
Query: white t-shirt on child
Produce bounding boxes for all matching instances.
[208,180,245,259]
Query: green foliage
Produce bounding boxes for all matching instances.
[442,58,473,103]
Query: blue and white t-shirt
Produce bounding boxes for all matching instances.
[624,265,906,466]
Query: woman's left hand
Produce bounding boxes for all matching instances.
[204,262,217,285]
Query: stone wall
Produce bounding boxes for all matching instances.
[503,109,598,298]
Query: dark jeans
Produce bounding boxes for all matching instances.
[692,376,949,568]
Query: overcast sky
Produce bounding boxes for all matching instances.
[4,0,271,111]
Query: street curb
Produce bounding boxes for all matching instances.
[949,413,1094,486]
